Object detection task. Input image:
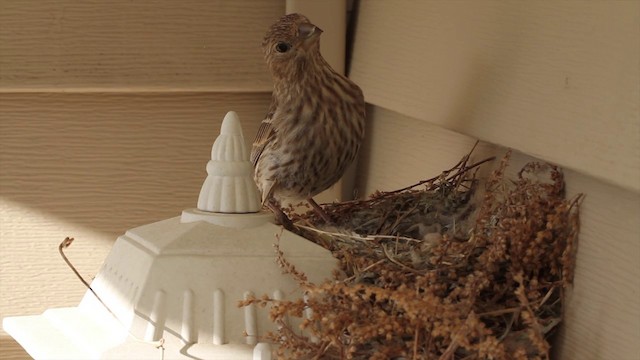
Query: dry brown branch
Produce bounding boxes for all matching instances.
[59,237,167,354]
[240,147,582,359]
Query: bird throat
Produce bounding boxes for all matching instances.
[273,54,332,100]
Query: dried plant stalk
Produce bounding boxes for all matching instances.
[241,149,582,360]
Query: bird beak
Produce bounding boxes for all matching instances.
[298,23,323,40]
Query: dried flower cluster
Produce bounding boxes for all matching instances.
[240,150,582,359]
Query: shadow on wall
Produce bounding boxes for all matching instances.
[0,92,270,235]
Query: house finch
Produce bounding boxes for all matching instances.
[251,13,366,227]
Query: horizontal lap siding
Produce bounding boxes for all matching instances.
[0,2,285,358]
[351,2,640,356]
[0,92,270,236]
[355,106,640,360]
[0,0,284,92]
[0,92,272,359]
[0,93,273,322]
[350,0,639,193]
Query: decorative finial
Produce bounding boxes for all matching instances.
[197,111,261,213]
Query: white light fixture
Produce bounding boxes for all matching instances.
[4,111,336,360]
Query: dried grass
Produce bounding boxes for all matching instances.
[240,149,582,360]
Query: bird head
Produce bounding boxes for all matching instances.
[262,13,324,80]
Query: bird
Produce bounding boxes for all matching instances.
[251,13,366,228]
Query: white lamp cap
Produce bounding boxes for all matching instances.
[197,111,262,213]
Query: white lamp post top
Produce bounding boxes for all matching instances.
[3,111,336,360]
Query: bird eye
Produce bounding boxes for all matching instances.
[275,42,291,53]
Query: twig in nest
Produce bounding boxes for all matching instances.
[295,224,422,243]
[381,244,421,274]
[388,142,494,195]
[240,146,582,360]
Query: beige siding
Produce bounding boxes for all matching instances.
[2,0,639,358]
[355,106,640,360]
[0,1,286,358]
[0,92,271,359]
[0,0,284,92]
[351,2,640,357]
[350,0,640,193]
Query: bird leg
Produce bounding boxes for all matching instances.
[267,199,295,231]
[307,197,332,223]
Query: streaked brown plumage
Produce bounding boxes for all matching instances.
[251,13,366,224]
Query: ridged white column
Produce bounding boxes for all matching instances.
[197,111,262,213]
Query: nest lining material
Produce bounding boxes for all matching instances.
[241,149,582,360]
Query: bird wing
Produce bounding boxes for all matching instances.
[250,97,278,167]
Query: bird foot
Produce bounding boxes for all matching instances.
[267,201,295,232]
[307,198,332,224]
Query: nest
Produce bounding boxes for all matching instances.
[241,149,582,360]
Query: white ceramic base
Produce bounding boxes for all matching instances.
[3,112,336,359]
[4,212,335,359]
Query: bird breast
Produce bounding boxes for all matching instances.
[255,80,365,201]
